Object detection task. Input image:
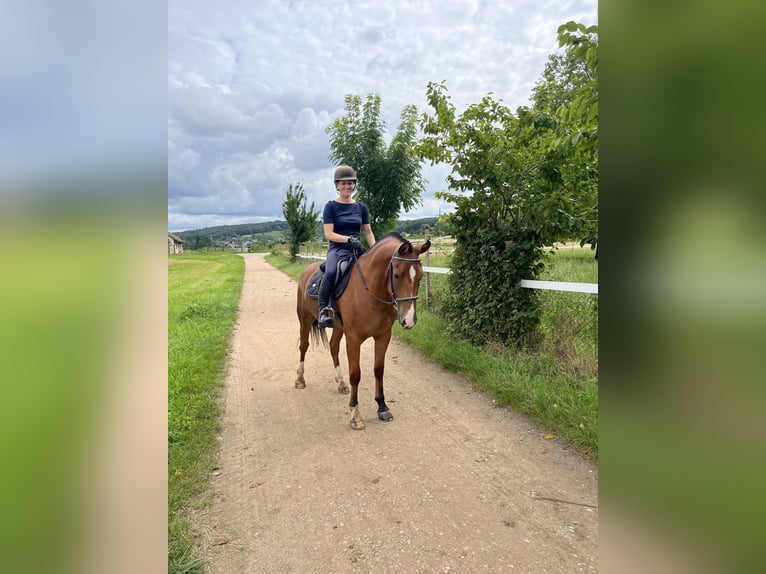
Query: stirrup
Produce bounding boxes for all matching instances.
[318,308,334,327]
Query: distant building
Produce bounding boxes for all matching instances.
[168,232,185,254]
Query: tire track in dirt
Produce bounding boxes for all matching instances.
[192,254,597,573]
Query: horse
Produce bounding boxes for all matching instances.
[295,232,431,429]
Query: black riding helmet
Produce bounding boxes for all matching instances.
[333,165,357,183]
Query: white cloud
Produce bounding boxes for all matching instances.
[170,148,200,173]
[168,0,597,231]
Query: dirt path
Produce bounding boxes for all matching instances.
[192,254,598,573]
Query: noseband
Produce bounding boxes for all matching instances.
[354,246,422,320]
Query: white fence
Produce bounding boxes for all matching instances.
[296,254,597,294]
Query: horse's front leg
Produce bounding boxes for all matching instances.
[329,327,348,394]
[346,338,365,430]
[373,330,393,421]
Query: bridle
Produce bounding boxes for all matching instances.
[353,244,422,321]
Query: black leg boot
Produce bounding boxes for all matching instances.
[317,276,334,328]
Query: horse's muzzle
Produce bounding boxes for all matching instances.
[400,313,416,330]
[396,295,418,329]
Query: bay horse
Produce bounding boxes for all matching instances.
[295,232,431,429]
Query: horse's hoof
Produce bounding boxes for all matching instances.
[350,419,366,430]
[295,380,306,389]
[338,385,350,394]
[378,410,393,422]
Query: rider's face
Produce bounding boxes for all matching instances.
[336,180,356,196]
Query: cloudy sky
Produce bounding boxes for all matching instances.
[168,0,597,232]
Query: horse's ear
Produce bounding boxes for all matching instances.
[419,240,431,254]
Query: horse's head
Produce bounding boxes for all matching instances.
[390,239,431,329]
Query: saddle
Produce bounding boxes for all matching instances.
[306,256,356,305]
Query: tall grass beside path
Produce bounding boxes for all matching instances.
[168,253,244,574]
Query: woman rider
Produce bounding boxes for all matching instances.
[317,165,376,327]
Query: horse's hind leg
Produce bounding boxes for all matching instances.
[295,315,310,389]
[330,328,349,394]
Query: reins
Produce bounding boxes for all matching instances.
[353,243,422,318]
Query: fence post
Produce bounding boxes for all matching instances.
[424,228,431,304]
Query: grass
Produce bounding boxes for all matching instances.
[168,252,244,574]
[396,311,598,456]
[265,252,310,277]
[537,249,599,377]
[541,247,598,283]
[267,244,599,458]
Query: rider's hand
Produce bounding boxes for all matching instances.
[348,237,363,250]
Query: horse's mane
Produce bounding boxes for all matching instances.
[365,232,413,256]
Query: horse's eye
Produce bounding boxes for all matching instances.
[394,273,400,280]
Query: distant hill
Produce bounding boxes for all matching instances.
[396,217,441,236]
[174,221,290,242]
[173,217,445,248]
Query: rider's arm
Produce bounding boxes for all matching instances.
[362,224,375,247]
[323,223,353,244]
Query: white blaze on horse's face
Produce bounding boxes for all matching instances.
[403,266,420,328]
[391,239,430,330]
[402,300,416,329]
[393,261,420,329]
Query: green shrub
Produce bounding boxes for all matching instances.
[441,214,544,347]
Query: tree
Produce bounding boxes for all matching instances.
[415,23,597,345]
[551,21,598,252]
[326,93,425,238]
[417,84,545,345]
[282,182,319,262]
[192,234,213,250]
[531,38,591,114]
[554,22,598,151]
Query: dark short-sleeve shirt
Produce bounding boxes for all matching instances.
[323,201,370,247]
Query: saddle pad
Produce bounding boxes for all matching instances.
[305,257,356,301]
[305,269,324,299]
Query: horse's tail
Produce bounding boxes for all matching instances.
[310,320,329,350]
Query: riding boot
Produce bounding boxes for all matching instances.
[317,276,334,328]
